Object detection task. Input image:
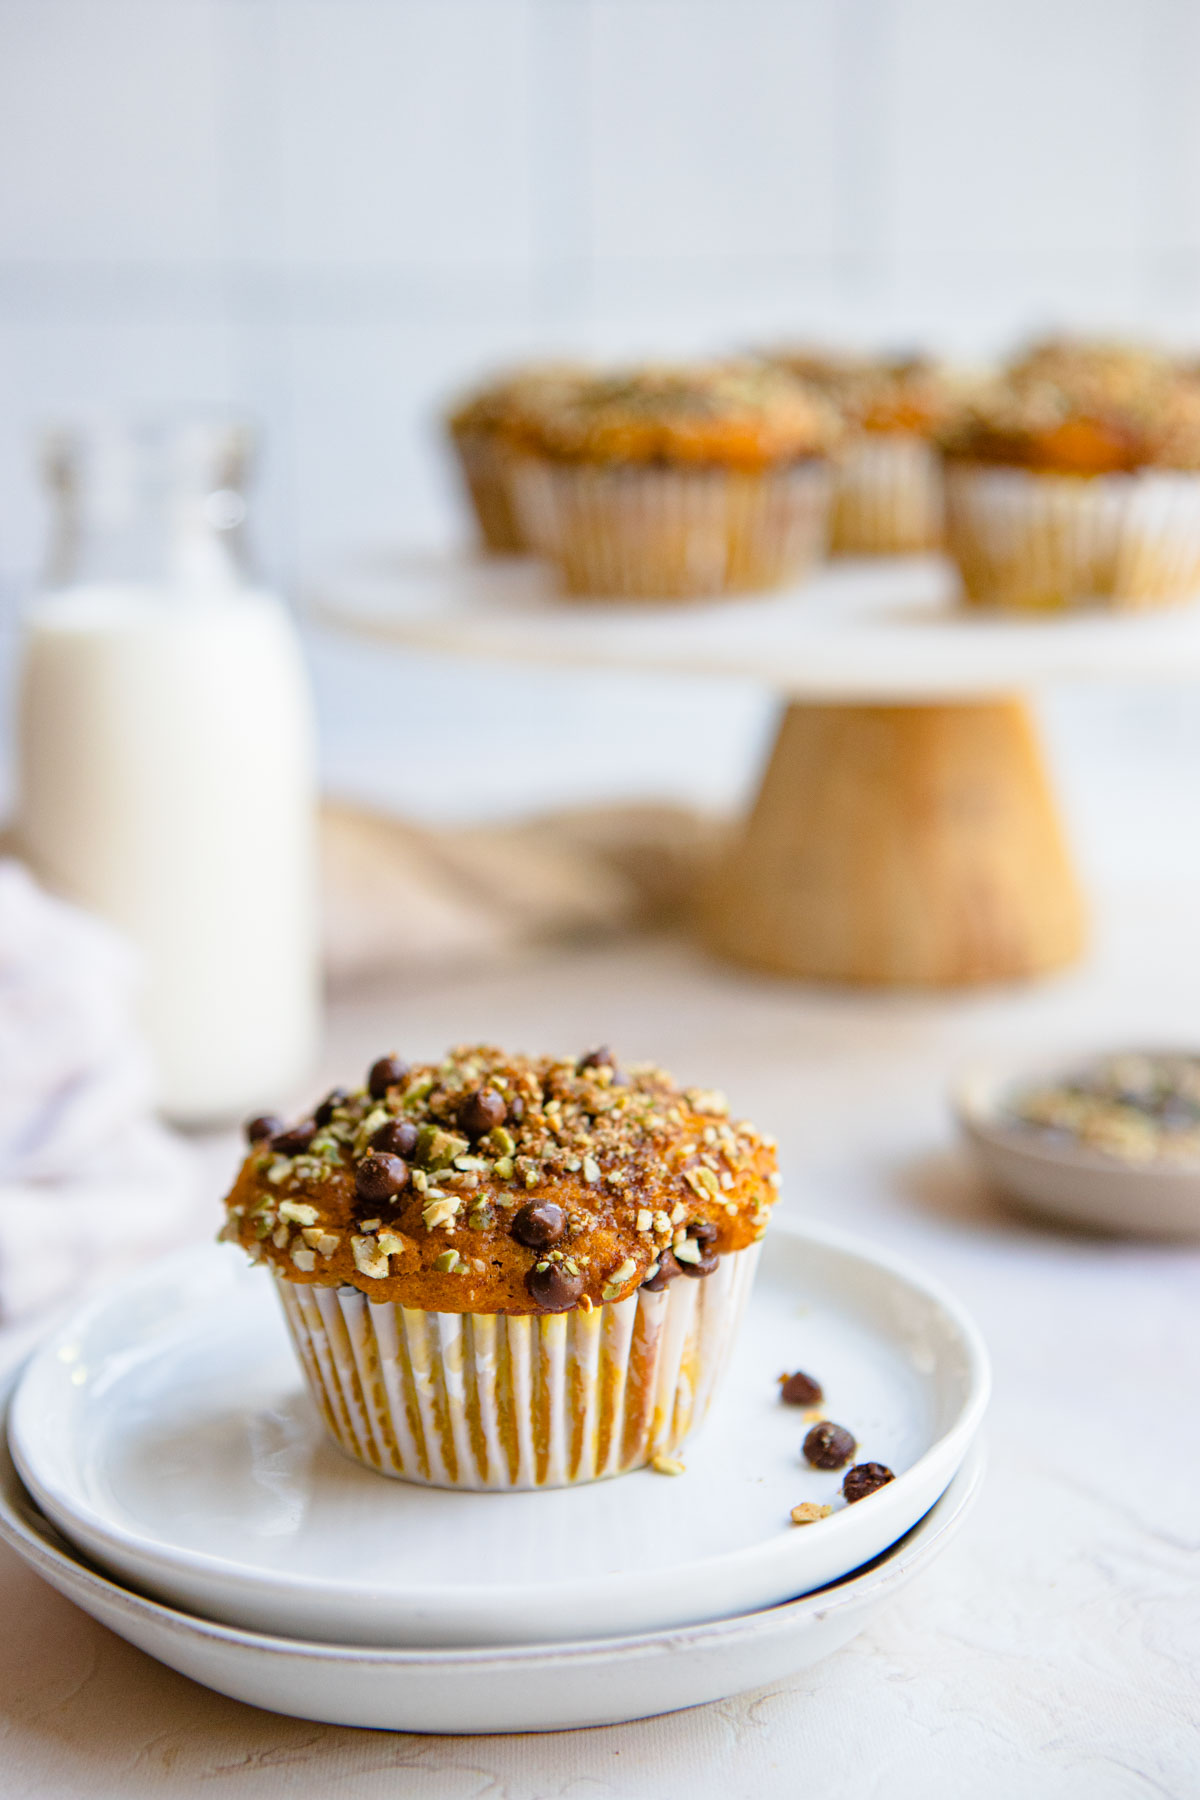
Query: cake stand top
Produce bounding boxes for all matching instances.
[312,551,1200,700]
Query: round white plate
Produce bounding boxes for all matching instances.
[0,1378,985,1733]
[311,547,1200,701]
[956,1059,1200,1239]
[9,1223,989,1648]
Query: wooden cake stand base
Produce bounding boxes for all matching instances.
[703,699,1086,986]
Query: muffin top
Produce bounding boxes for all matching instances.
[510,361,841,469]
[446,363,592,439]
[765,348,960,436]
[942,337,1200,473]
[222,1044,779,1315]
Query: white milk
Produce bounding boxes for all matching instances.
[16,583,319,1123]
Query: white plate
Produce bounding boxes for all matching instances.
[9,1223,989,1648]
[0,1377,985,1733]
[956,1059,1200,1239]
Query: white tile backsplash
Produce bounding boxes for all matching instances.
[2,0,1200,583]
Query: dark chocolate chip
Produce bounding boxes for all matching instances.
[271,1120,316,1155]
[690,1219,719,1245]
[245,1114,283,1145]
[314,1088,348,1127]
[641,1248,682,1292]
[842,1462,896,1504]
[372,1117,419,1158]
[780,1370,824,1407]
[578,1045,615,1071]
[355,1152,410,1201]
[679,1245,719,1278]
[368,1055,409,1100]
[526,1262,584,1312]
[803,1421,856,1470]
[511,1202,567,1250]
[458,1087,507,1138]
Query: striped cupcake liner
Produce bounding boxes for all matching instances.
[945,462,1200,611]
[511,458,833,600]
[831,433,944,554]
[274,1242,760,1490]
[449,429,527,554]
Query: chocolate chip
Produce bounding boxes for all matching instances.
[641,1248,682,1291]
[368,1055,409,1100]
[843,1462,895,1504]
[578,1046,615,1071]
[679,1245,719,1278]
[511,1202,566,1249]
[271,1120,316,1155]
[458,1087,507,1138]
[780,1370,824,1407]
[355,1152,409,1201]
[690,1219,719,1245]
[803,1422,856,1470]
[372,1117,419,1158]
[245,1114,283,1145]
[526,1262,584,1311]
[314,1088,348,1127]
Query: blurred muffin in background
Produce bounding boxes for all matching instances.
[766,349,961,554]
[446,364,589,554]
[940,337,1200,611]
[509,361,841,600]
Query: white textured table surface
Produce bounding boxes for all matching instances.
[2,892,1198,1798]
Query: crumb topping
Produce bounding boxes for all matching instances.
[222,1044,779,1315]
[764,348,962,436]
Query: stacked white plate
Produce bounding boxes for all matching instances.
[2,1222,989,1731]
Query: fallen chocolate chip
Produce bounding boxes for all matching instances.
[578,1046,614,1071]
[314,1088,348,1127]
[355,1152,409,1201]
[526,1262,584,1311]
[245,1114,283,1145]
[459,1087,507,1137]
[843,1462,895,1504]
[372,1117,419,1158]
[368,1055,409,1100]
[511,1202,566,1249]
[803,1421,856,1470]
[678,1245,719,1278]
[272,1120,316,1155]
[641,1249,682,1291]
[690,1219,719,1245]
[780,1370,824,1407]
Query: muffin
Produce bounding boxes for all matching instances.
[940,339,1200,610]
[222,1044,779,1489]
[767,349,959,553]
[508,361,841,600]
[445,365,589,554]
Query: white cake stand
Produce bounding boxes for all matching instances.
[312,551,1200,986]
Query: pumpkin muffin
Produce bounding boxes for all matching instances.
[222,1043,779,1489]
[509,361,841,599]
[940,339,1200,610]
[445,364,589,554]
[767,349,960,553]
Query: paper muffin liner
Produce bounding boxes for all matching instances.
[275,1241,761,1490]
[830,433,944,554]
[511,458,833,600]
[945,462,1200,611]
[449,429,527,554]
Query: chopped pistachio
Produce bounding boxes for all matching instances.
[674,1237,702,1264]
[300,1225,325,1248]
[351,1235,389,1279]
[291,1245,317,1273]
[272,1223,290,1249]
[359,1217,382,1232]
[376,1228,408,1257]
[279,1200,319,1226]
[422,1196,461,1231]
[493,1155,515,1180]
[670,1201,687,1225]
[583,1155,601,1184]
[315,1231,341,1258]
[488,1124,516,1157]
[468,1204,494,1231]
[265,1158,292,1185]
[434,1249,462,1274]
[636,1208,654,1234]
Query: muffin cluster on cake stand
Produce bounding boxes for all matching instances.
[313,549,1200,986]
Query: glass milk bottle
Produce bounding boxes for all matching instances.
[16,417,319,1123]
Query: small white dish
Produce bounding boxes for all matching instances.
[955,1059,1200,1239]
[0,1378,985,1733]
[9,1223,989,1648]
